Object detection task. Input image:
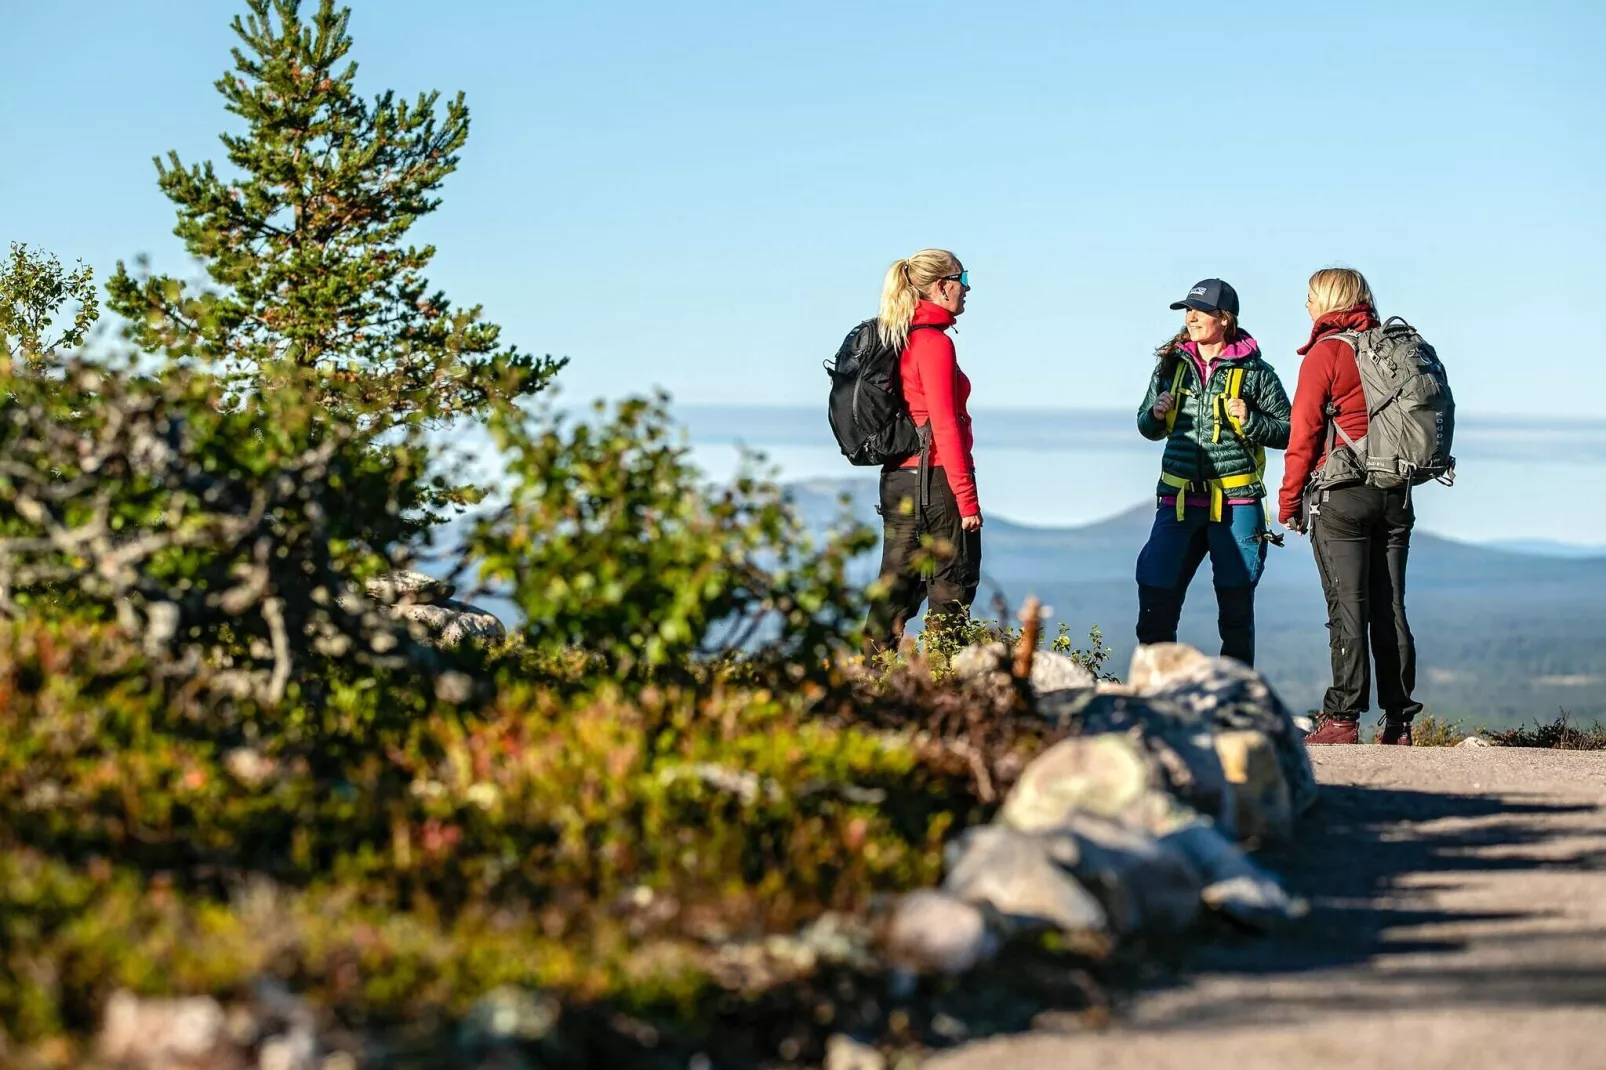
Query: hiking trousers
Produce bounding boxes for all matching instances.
[865,465,981,651]
[1309,483,1424,720]
[1135,501,1267,666]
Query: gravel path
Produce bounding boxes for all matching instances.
[930,747,1606,1070]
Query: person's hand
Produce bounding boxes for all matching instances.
[1281,512,1306,535]
[1226,398,1248,423]
[961,513,983,532]
[1151,391,1174,420]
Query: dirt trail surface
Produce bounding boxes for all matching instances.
[929,747,1606,1070]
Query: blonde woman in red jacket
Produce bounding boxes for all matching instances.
[1281,268,1424,746]
[864,248,980,651]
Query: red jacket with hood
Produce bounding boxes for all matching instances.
[898,300,979,517]
[1278,304,1380,523]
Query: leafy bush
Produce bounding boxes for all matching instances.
[1485,712,1606,751]
[462,395,876,682]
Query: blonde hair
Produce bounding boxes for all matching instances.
[877,248,959,349]
[1307,267,1375,318]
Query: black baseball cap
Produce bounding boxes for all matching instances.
[1169,278,1239,316]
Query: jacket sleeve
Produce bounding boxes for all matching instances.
[1137,365,1168,441]
[911,333,981,517]
[1242,366,1292,449]
[1278,342,1335,523]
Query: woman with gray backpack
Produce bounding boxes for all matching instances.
[1280,267,1455,746]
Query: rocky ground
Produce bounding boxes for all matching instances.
[931,746,1606,1070]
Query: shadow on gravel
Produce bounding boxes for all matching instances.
[1135,783,1606,1025]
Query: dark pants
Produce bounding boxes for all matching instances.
[1309,483,1423,721]
[1135,502,1267,666]
[864,466,981,650]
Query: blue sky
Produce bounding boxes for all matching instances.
[2,0,1602,416]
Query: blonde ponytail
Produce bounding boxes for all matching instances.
[877,248,958,350]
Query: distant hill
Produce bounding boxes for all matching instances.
[789,478,1606,726]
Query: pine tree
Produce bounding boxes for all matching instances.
[107,0,561,425]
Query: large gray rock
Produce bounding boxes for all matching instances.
[882,890,999,975]
[1162,821,1304,930]
[98,991,231,1068]
[1129,644,1318,819]
[1002,721,1235,838]
[949,642,1093,695]
[943,824,1109,935]
[944,818,1202,938]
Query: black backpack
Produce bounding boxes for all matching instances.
[824,319,936,467]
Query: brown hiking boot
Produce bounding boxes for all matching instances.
[1304,715,1360,745]
[1378,716,1413,746]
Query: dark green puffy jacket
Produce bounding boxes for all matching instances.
[1136,333,1292,502]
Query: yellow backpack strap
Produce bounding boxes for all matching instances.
[1223,366,1276,526]
[1164,361,1186,433]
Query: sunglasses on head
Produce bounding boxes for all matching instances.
[941,270,970,287]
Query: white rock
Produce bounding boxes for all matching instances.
[1458,736,1494,748]
[99,990,227,1065]
[1053,813,1203,935]
[883,890,998,975]
[1029,649,1094,693]
[943,825,1108,934]
[825,1033,887,1070]
[1001,733,1200,837]
[258,1029,319,1070]
[1161,822,1305,930]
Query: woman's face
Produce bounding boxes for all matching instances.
[1304,290,1320,321]
[1184,307,1228,346]
[928,261,969,316]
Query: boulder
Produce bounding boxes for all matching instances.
[1214,730,1294,843]
[949,642,1093,695]
[1002,716,1235,837]
[945,817,1202,938]
[825,1034,887,1070]
[1028,649,1095,693]
[1129,644,1318,820]
[1458,736,1494,748]
[97,991,234,1069]
[882,890,998,975]
[942,824,1108,935]
[1160,822,1304,930]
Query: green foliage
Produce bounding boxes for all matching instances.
[0,3,1118,1062]
[465,394,877,680]
[0,356,473,713]
[0,243,99,367]
[1403,712,1466,747]
[907,615,1117,684]
[1485,711,1606,750]
[0,619,1004,1060]
[104,0,562,428]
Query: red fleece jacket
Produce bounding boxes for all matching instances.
[898,301,979,517]
[1279,304,1380,523]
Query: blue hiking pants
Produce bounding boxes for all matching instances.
[1135,501,1267,665]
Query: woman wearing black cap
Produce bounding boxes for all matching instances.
[1134,279,1292,666]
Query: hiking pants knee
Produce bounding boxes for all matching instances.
[1135,502,1267,666]
[1309,483,1423,720]
[865,465,981,650]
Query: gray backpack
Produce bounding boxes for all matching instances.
[1317,317,1456,491]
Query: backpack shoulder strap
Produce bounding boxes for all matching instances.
[1164,359,1187,433]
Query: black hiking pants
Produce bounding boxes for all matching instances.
[1309,483,1424,721]
[864,466,981,651]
